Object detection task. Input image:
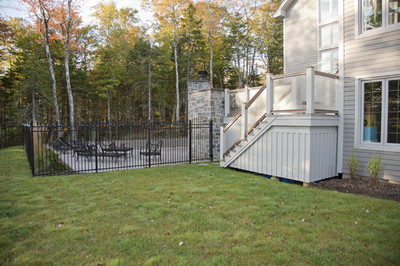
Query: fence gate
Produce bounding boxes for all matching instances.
[22,120,213,176]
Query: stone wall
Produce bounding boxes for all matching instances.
[188,80,224,160]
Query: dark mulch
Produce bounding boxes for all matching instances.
[311,177,400,202]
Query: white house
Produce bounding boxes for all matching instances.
[219,0,400,184]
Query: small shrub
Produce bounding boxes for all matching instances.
[366,154,383,185]
[348,148,360,179]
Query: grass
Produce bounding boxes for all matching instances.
[1,146,399,265]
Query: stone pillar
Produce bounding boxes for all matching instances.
[188,75,224,161]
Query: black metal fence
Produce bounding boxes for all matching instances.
[0,122,22,149]
[22,120,213,176]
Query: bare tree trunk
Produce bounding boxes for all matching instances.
[64,0,76,140]
[32,88,36,122]
[237,45,242,89]
[108,90,112,139]
[207,0,213,85]
[38,1,60,136]
[148,42,152,122]
[172,0,180,122]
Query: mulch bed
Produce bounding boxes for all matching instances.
[311,177,400,202]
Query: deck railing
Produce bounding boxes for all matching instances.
[221,67,339,158]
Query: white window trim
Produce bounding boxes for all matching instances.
[355,0,400,38]
[355,73,400,152]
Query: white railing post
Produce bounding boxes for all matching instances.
[224,89,230,117]
[266,73,273,115]
[241,102,248,139]
[245,84,250,102]
[220,125,224,161]
[306,66,315,114]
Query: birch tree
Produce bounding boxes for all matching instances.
[60,0,76,139]
[22,0,60,130]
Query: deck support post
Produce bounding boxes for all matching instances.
[266,73,273,115]
[241,103,248,140]
[245,85,250,102]
[306,67,315,114]
[224,89,230,117]
[220,125,224,161]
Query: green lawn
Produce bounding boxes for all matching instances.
[1,146,399,265]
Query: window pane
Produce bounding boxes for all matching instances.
[320,25,332,47]
[320,23,339,47]
[363,81,382,143]
[320,51,331,73]
[332,23,339,44]
[388,79,400,143]
[321,0,330,22]
[332,0,338,18]
[320,0,338,23]
[363,0,382,31]
[389,0,400,25]
[331,49,338,74]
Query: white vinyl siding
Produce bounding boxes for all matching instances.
[343,0,400,181]
[284,0,319,73]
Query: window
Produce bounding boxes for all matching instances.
[320,0,338,23]
[360,0,400,33]
[361,78,400,146]
[320,23,339,47]
[320,49,338,74]
[389,0,400,25]
[319,0,339,74]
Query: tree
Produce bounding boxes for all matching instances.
[22,0,61,130]
[143,0,188,121]
[92,1,139,124]
[59,0,78,139]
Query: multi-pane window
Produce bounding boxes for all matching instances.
[362,78,400,145]
[319,0,339,74]
[361,0,400,32]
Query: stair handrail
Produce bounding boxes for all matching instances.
[223,84,267,133]
[223,112,241,133]
[245,84,266,109]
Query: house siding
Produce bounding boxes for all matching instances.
[342,0,400,181]
[284,0,319,73]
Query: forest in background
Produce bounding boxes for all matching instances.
[0,0,283,125]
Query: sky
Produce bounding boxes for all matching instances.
[0,0,154,25]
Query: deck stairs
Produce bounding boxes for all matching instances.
[221,83,277,167]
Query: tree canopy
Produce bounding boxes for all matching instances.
[0,0,283,124]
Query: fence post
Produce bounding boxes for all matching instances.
[189,120,192,163]
[209,120,213,162]
[95,122,98,173]
[241,103,248,140]
[220,125,224,161]
[30,120,35,176]
[224,89,230,117]
[266,73,273,115]
[148,121,151,168]
[306,66,315,114]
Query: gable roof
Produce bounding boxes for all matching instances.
[273,0,295,21]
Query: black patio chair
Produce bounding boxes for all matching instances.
[140,140,162,159]
[75,142,97,161]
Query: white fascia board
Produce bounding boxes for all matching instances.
[273,0,294,20]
